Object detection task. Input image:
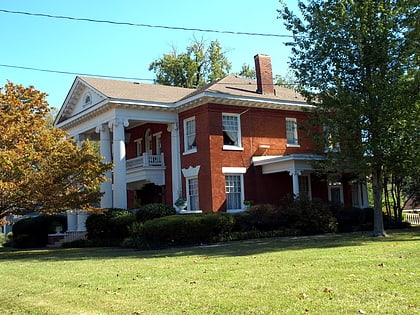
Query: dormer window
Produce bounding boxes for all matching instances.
[84,92,92,106]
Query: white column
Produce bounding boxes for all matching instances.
[96,124,113,208]
[289,170,301,198]
[110,119,129,209]
[76,211,88,232]
[168,123,182,208]
[66,210,77,232]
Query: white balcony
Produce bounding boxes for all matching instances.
[126,153,166,188]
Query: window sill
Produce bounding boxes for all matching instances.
[179,210,202,214]
[183,148,197,155]
[223,145,244,151]
[286,144,300,148]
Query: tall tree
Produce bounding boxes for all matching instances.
[0,82,112,218]
[280,0,419,236]
[149,38,231,88]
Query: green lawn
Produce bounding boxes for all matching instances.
[0,228,419,315]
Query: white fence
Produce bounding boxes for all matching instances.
[403,211,420,225]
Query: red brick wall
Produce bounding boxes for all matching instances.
[180,103,320,212]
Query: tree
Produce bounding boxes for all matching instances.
[280,0,419,236]
[236,63,256,79]
[149,38,231,88]
[0,82,112,218]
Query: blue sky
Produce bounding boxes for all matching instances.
[0,0,299,108]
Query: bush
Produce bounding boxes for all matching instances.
[135,203,176,223]
[282,197,337,234]
[130,212,234,249]
[233,198,337,235]
[332,206,373,232]
[12,214,67,248]
[85,208,135,246]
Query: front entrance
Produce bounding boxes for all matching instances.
[135,183,164,206]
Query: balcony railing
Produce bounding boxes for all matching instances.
[126,153,165,170]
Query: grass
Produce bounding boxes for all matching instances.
[0,228,419,315]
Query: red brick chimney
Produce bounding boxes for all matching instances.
[254,54,274,95]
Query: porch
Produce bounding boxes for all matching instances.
[126,153,166,189]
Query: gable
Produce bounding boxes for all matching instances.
[55,77,107,124]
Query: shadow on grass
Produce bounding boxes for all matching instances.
[1,226,419,262]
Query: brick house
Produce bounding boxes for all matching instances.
[54,54,369,213]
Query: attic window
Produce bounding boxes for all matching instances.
[84,93,92,106]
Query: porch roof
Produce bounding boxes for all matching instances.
[252,154,323,175]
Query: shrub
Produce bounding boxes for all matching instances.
[234,204,286,232]
[282,197,337,234]
[135,203,176,223]
[12,214,67,248]
[131,212,234,249]
[85,208,135,246]
[332,206,373,232]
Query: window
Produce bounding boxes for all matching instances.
[135,138,143,157]
[298,175,311,199]
[145,129,152,154]
[154,132,162,155]
[187,177,199,211]
[328,182,343,204]
[222,114,242,149]
[184,117,197,153]
[225,174,242,211]
[323,125,340,152]
[286,118,299,146]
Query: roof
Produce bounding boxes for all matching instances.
[192,75,306,103]
[79,76,195,103]
[79,75,306,104]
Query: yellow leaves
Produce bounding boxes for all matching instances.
[0,81,112,215]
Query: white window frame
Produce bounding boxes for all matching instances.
[183,116,197,154]
[222,113,243,151]
[181,166,202,213]
[298,174,312,200]
[222,167,246,213]
[286,117,300,147]
[153,132,162,155]
[145,128,152,154]
[328,182,344,204]
[323,125,340,153]
[134,138,143,157]
[187,177,200,211]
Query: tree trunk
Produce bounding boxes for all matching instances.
[372,167,386,237]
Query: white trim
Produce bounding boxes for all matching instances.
[222,167,247,174]
[182,165,201,177]
[183,116,197,154]
[328,182,344,204]
[286,117,299,146]
[222,113,242,148]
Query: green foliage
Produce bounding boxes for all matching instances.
[234,198,337,235]
[11,215,67,248]
[85,208,135,246]
[132,213,235,249]
[149,38,231,88]
[135,203,176,223]
[279,0,419,236]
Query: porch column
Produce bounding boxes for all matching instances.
[168,123,182,208]
[289,170,301,198]
[96,124,113,208]
[109,119,129,209]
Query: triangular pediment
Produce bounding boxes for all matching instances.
[55,77,107,125]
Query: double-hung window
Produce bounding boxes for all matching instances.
[286,117,299,146]
[298,175,311,199]
[187,177,200,211]
[225,174,242,211]
[184,117,197,153]
[222,114,242,149]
